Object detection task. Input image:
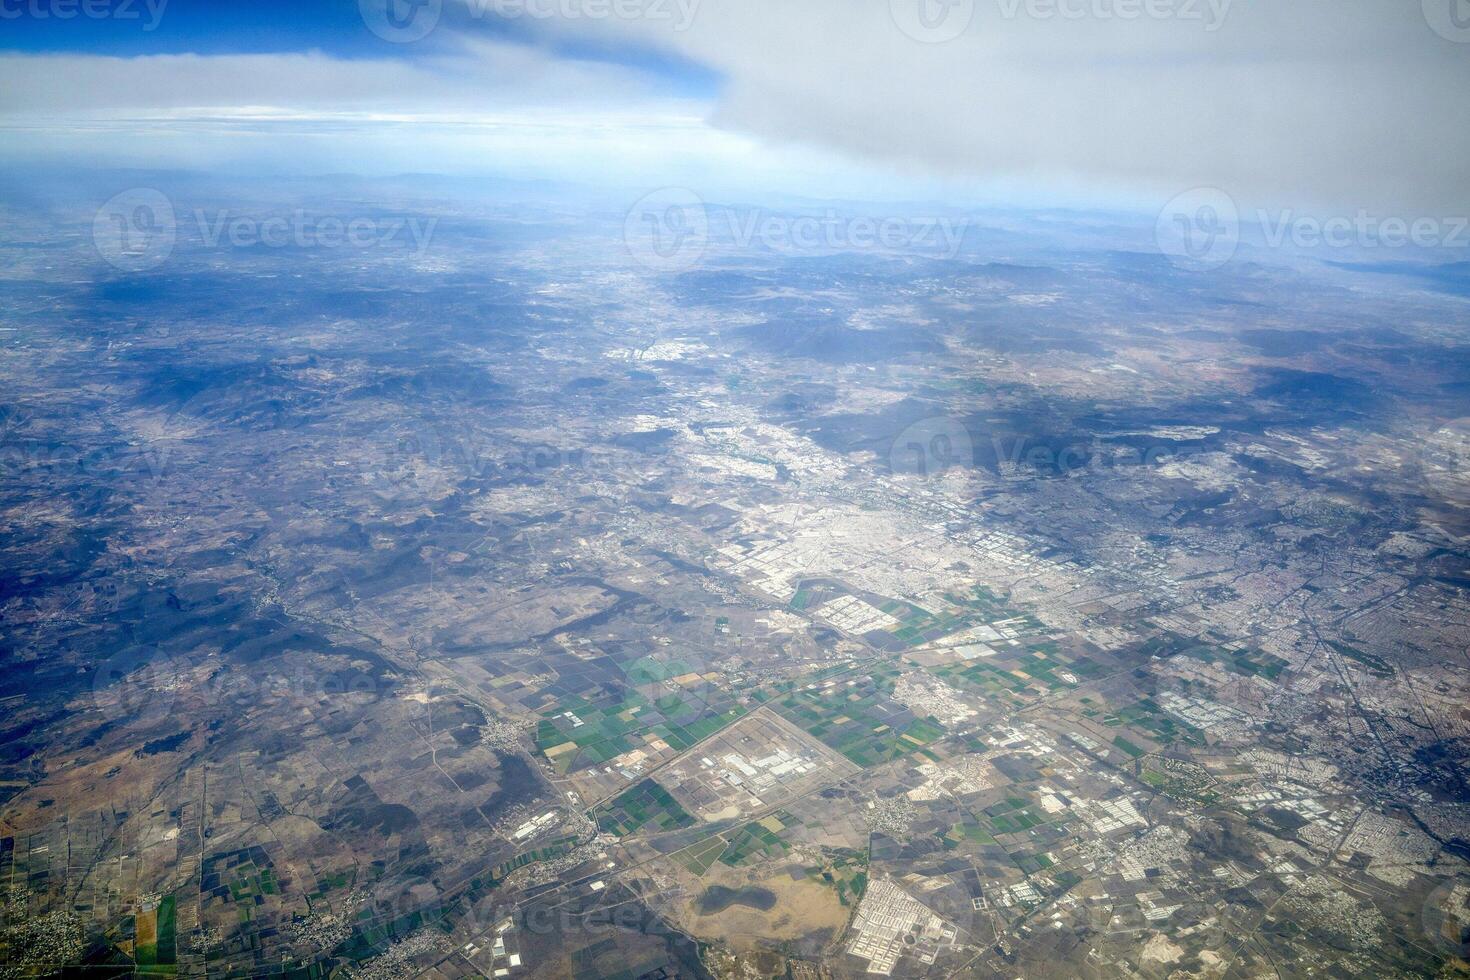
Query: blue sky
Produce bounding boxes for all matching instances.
[2,0,370,55]
[2,0,1468,217]
[0,0,719,96]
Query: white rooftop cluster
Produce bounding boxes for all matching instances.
[845,878,956,975]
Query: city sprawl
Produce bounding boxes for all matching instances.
[1,180,1469,979]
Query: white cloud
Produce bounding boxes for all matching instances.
[0,40,679,117]
[5,0,1468,214]
[482,0,1470,213]
[0,38,730,182]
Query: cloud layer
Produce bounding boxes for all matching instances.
[514,0,1470,212]
[5,0,1469,213]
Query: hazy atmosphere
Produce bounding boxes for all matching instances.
[2,2,1469,978]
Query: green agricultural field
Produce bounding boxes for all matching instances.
[806,849,869,906]
[772,668,945,767]
[1016,852,1053,873]
[932,659,1032,702]
[534,685,747,774]
[984,797,1048,836]
[1141,634,1290,681]
[1139,761,1220,805]
[491,838,578,880]
[157,896,176,964]
[307,871,352,909]
[595,779,696,836]
[135,895,178,973]
[878,598,974,647]
[674,836,729,876]
[1103,698,1204,747]
[875,584,1043,648]
[1112,735,1147,758]
[718,822,788,866]
[948,821,995,845]
[953,584,1027,619]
